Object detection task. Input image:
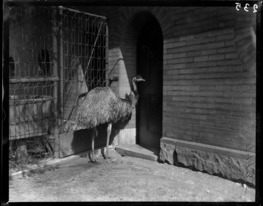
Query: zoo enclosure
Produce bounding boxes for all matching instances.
[9,5,108,158]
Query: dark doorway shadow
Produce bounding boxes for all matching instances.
[136,12,163,155]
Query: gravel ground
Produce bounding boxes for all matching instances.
[9,149,255,202]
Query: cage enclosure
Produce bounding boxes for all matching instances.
[8,5,108,163]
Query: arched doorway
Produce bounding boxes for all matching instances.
[137,15,163,155]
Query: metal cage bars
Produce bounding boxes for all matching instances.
[59,6,108,123]
[8,5,108,140]
[9,6,57,140]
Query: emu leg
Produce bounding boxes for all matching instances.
[89,127,98,162]
[102,123,112,159]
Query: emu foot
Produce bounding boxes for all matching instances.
[88,151,99,163]
[88,155,97,163]
[101,147,111,160]
[89,156,98,163]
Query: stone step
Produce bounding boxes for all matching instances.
[115,144,159,162]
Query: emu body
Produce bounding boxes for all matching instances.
[72,75,145,162]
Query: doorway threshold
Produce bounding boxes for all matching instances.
[115,144,159,162]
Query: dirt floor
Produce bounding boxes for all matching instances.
[9,149,255,202]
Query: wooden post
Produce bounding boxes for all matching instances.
[52,7,60,158]
[105,20,109,87]
[59,7,64,121]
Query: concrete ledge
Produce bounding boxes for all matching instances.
[160,137,255,186]
[115,144,158,162]
[114,128,136,145]
[10,155,80,178]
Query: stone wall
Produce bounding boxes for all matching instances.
[160,138,255,186]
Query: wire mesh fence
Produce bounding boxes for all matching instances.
[8,5,108,166]
[60,7,108,123]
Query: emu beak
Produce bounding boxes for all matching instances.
[139,78,146,82]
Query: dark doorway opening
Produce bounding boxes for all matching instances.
[137,16,163,156]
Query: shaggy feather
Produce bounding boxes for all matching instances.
[74,87,138,129]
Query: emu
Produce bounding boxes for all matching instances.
[68,74,145,162]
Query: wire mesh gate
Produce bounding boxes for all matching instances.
[8,5,108,162]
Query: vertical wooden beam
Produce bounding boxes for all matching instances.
[57,7,64,158]
[105,20,109,87]
[51,7,60,158]
[52,7,58,119]
[59,7,64,121]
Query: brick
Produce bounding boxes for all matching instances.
[172,85,199,91]
[166,70,180,75]
[191,67,241,74]
[168,58,193,64]
[215,97,233,104]
[216,59,241,66]
[207,28,234,37]
[224,40,235,47]
[171,91,192,96]
[164,42,174,49]
[208,54,224,61]
[186,38,202,46]
[173,41,186,47]
[164,39,173,44]
[187,61,216,68]
[179,69,194,74]
[232,98,254,105]
[192,79,225,85]
[199,120,215,127]
[186,50,202,57]
[194,56,209,62]
[173,64,187,69]
[185,130,200,136]
[202,41,225,49]
[225,53,239,59]
[216,33,235,41]
[171,57,194,64]
[201,49,217,55]
[163,85,173,91]
[168,41,225,54]
[185,74,201,79]
[232,85,255,91]
[173,53,187,58]
[231,110,256,119]
[179,34,194,41]
[164,64,177,70]
[164,54,174,60]
[217,47,236,53]
[177,80,193,85]
[199,85,216,91]
[197,97,217,103]
[200,37,216,44]
[223,91,256,98]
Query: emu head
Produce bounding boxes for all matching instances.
[129,74,145,106]
[132,74,145,83]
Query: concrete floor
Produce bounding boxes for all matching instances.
[9,148,255,202]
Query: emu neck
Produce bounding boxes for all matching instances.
[130,80,139,107]
[132,80,138,95]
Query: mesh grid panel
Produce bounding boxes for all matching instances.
[60,7,108,121]
[9,6,56,140]
[8,6,108,154]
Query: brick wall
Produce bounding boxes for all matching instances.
[163,7,256,152]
